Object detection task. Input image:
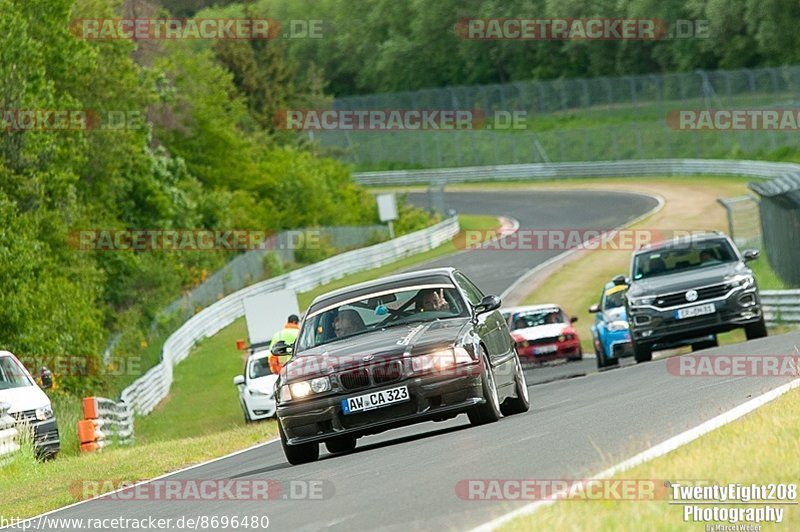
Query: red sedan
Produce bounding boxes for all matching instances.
[501,305,582,362]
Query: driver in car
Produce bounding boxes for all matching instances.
[333,309,365,337]
[417,288,450,312]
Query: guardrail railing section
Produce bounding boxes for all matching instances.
[77,397,134,453]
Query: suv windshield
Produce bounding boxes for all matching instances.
[297,284,468,351]
[0,356,32,390]
[632,238,737,280]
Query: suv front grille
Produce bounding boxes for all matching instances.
[11,409,37,424]
[655,283,729,308]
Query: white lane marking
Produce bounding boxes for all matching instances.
[470,376,800,531]
[695,376,747,390]
[5,437,280,529]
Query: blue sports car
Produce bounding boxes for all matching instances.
[588,281,633,369]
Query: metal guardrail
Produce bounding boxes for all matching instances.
[761,290,800,327]
[0,402,19,459]
[353,159,800,186]
[120,217,460,415]
[78,397,134,452]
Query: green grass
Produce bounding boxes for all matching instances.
[502,387,800,531]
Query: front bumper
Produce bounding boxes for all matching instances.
[601,330,632,359]
[629,287,762,348]
[243,394,277,420]
[516,339,580,360]
[278,368,483,446]
[32,418,60,458]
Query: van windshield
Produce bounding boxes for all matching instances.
[0,356,32,390]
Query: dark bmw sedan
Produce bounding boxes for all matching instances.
[275,267,530,465]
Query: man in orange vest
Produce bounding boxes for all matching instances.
[268,314,300,374]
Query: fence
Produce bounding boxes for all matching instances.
[0,403,19,459]
[761,291,800,327]
[152,224,390,337]
[120,217,460,415]
[717,196,762,249]
[749,173,800,286]
[77,397,134,453]
[317,65,800,168]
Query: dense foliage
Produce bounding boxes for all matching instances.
[0,0,425,394]
[188,0,800,96]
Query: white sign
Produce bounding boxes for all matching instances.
[243,290,300,346]
[377,193,398,222]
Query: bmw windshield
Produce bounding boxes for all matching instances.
[296,284,469,351]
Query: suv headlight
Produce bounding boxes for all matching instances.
[35,406,53,421]
[629,296,655,307]
[726,274,755,289]
[607,320,629,331]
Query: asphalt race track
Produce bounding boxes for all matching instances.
[19,190,799,531]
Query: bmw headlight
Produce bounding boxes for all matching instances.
[283,377,331,401]
[412,347,473,373]
[35,406,53,421]
[607,320,630,332]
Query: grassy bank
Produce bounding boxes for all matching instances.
[503,386,800,531]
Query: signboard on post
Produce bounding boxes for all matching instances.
[376,193,398,238]
[243,290,300,346]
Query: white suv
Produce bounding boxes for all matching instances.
[0,351,60,459]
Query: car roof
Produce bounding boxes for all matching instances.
[500,304,561,316]
[307,267,458,313]
[634,231,728,254]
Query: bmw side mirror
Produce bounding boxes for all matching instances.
[743,249,760,262]
[588,304,600,313]
[271,341,292,356]
[474,295,501,315]
[612,274,629,286]
[233,375,245,387]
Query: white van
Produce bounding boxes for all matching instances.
[0,350,60,458]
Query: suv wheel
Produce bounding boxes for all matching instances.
[745,317,768,340]
[691,336,718,352]
[633,342,653,363]
[279,423,319,465]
